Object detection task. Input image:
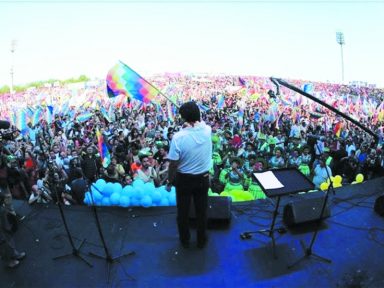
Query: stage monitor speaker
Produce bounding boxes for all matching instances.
[283,192,330,227]
[189,196,231,226]
[374,195,384,216]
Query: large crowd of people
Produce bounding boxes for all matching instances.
[0,74,384,209]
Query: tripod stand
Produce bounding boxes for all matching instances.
[50,175,92,267]
[240,195,283,259]
[288,157,333,269]
[241,168,315,259]
[87,181,135,283]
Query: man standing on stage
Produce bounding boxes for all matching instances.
[166,101,212,249]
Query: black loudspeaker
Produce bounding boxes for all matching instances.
[374,195,384,216]
[283,192,331,227]
[189,196,231,225]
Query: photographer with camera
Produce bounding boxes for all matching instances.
[29,169,53,204]
[44,159,70,204]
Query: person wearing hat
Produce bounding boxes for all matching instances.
[166,101,212,249]
[256,132,269,156]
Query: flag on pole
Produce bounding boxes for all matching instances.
[106,61,159,103]
[16,109,28,134]
[217,94,225,109]
[46,105,54,124]
[167,101,175,123]
[333,122,343,137]
[238,108,244,127]
[32,108,42,127]
[96,129,111,168]
[76,112,93,123]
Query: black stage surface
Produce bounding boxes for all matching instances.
[1,177,384,288]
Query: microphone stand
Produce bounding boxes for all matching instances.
[288,143,333,268]
[51,175,93,267]
[36,128,92,267]
[86,180,135,284]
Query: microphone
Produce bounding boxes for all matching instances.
[0,120,11,130]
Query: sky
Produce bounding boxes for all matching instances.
[1,0,384,88]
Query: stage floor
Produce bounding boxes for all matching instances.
[1,177,384,288]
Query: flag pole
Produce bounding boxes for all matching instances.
[119,61,180,109]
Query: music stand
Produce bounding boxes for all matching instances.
[241,168,314,259]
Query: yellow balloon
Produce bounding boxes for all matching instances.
[334,175,342,184]
[320,182,329,191]
[356,173,364,183]
[333,182,342,188]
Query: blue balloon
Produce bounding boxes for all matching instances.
[169,189,176,198]
[84,192,91,205]
[119,196,130,207]
[122,185,134,196]
[133,187,145,200]
[141,195,153,208]
[132,179,145,189]
[112,183,123,194]
[169,193,177,206]
[110,193,121,205]
[89,189,102,203]
[102,182,115,196]
[160,189,170,200]
[143,182,156,195]
[101,197,111,206]
[130,197,140,207]
[95,179,106,191]
[152,191,162,204]
[159,198,169,206]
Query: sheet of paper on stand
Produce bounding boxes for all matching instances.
[254,171,284,190]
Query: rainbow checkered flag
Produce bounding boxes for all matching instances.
[96,128,111,168]
[106,61,159,104]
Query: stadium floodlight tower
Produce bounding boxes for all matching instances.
[336,32,345,83]
[10,40,17,94]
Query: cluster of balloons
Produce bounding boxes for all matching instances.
[209,189,255,202]
[319,173,365,191]
[83,179,177,208]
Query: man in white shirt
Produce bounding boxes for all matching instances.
[167,101,212,249]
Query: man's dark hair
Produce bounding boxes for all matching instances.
[179,101,201,122]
